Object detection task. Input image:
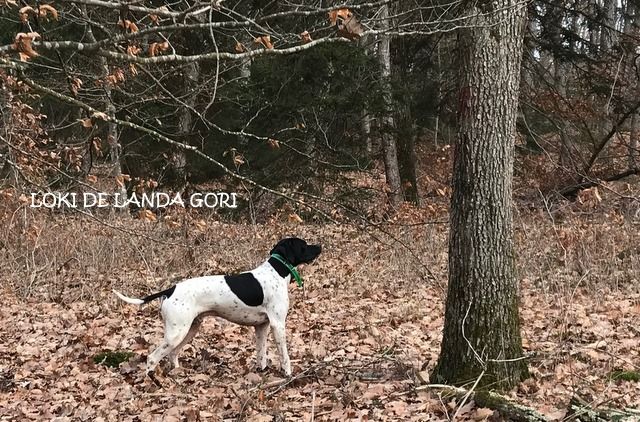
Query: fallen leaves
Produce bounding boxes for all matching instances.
[0,215,638,420]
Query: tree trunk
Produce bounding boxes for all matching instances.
[396,113,420,205]
[600,0,617,51]
[394,34,420,205]
[431,0,529,391]
[172,62,199,189]
[378,5,403,207]
[83,7,127,199]
[625,2,638,170]
[0,76,15,181]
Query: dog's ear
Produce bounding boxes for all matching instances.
[271,238,308,265]
[270,238,296,264]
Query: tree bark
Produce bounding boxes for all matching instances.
[82,7,127,204]
[396,112,420,205]
[431,0,529,390]
[600,0,618,51]
[172,62,199,188]
[0,75,15,181]
[625,2,639,170]
[378,5,403,207]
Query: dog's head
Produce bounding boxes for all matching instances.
[270,237,322,266]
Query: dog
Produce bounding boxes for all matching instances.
[113,237,322,377]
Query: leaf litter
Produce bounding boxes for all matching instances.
[0,211,639,420]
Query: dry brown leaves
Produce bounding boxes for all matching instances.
[148,41,169,57]
[13,32,40,61]
[254,35,274,50]
[0,216,638,420]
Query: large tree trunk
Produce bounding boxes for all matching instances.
[431,0,529,390]
[378,5,403,207]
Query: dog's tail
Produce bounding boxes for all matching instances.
[113,286,176,305]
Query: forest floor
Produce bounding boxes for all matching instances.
[1,143,640,420]
[0,199,639,421]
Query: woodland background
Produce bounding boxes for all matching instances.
[0,0,639,420]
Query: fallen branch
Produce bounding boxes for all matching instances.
[565,396,640,422]
[559,168,640,198]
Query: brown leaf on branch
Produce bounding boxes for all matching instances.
[300,31,312,44]
[126,45,141,56]
[328,8,364,40]
[233,154,245,167]
[13,32,40,61]
[267,139,280,149]
[18,5,36,22]
[149,14,160,25]
[80,118,93,128]
[253,35,273,49]
[118,19,139,33]
[105,68,126,85]
[38,4,58,21]
[234,41,246,53]
[148,41,169,57]
[91,111,109,121]
[338,16,364,40]
[70,77,83,96]
[328,8,352,25]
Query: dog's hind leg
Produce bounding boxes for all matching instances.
[254,322,270,371]
[146,311,195,374]
[168,316,202,368]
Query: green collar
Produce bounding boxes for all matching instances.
[270,253,303,288]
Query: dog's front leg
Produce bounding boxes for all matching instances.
[254,322,270,371]
[269,321,291,376]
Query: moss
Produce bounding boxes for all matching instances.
[474,391,511,408]
[610,370,640,382]
[93,350,134,368]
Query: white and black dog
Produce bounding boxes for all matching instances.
[113,237,322,377]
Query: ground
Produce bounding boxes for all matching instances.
[0,203,639,420]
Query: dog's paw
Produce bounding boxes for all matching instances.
[255,358,272,372]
